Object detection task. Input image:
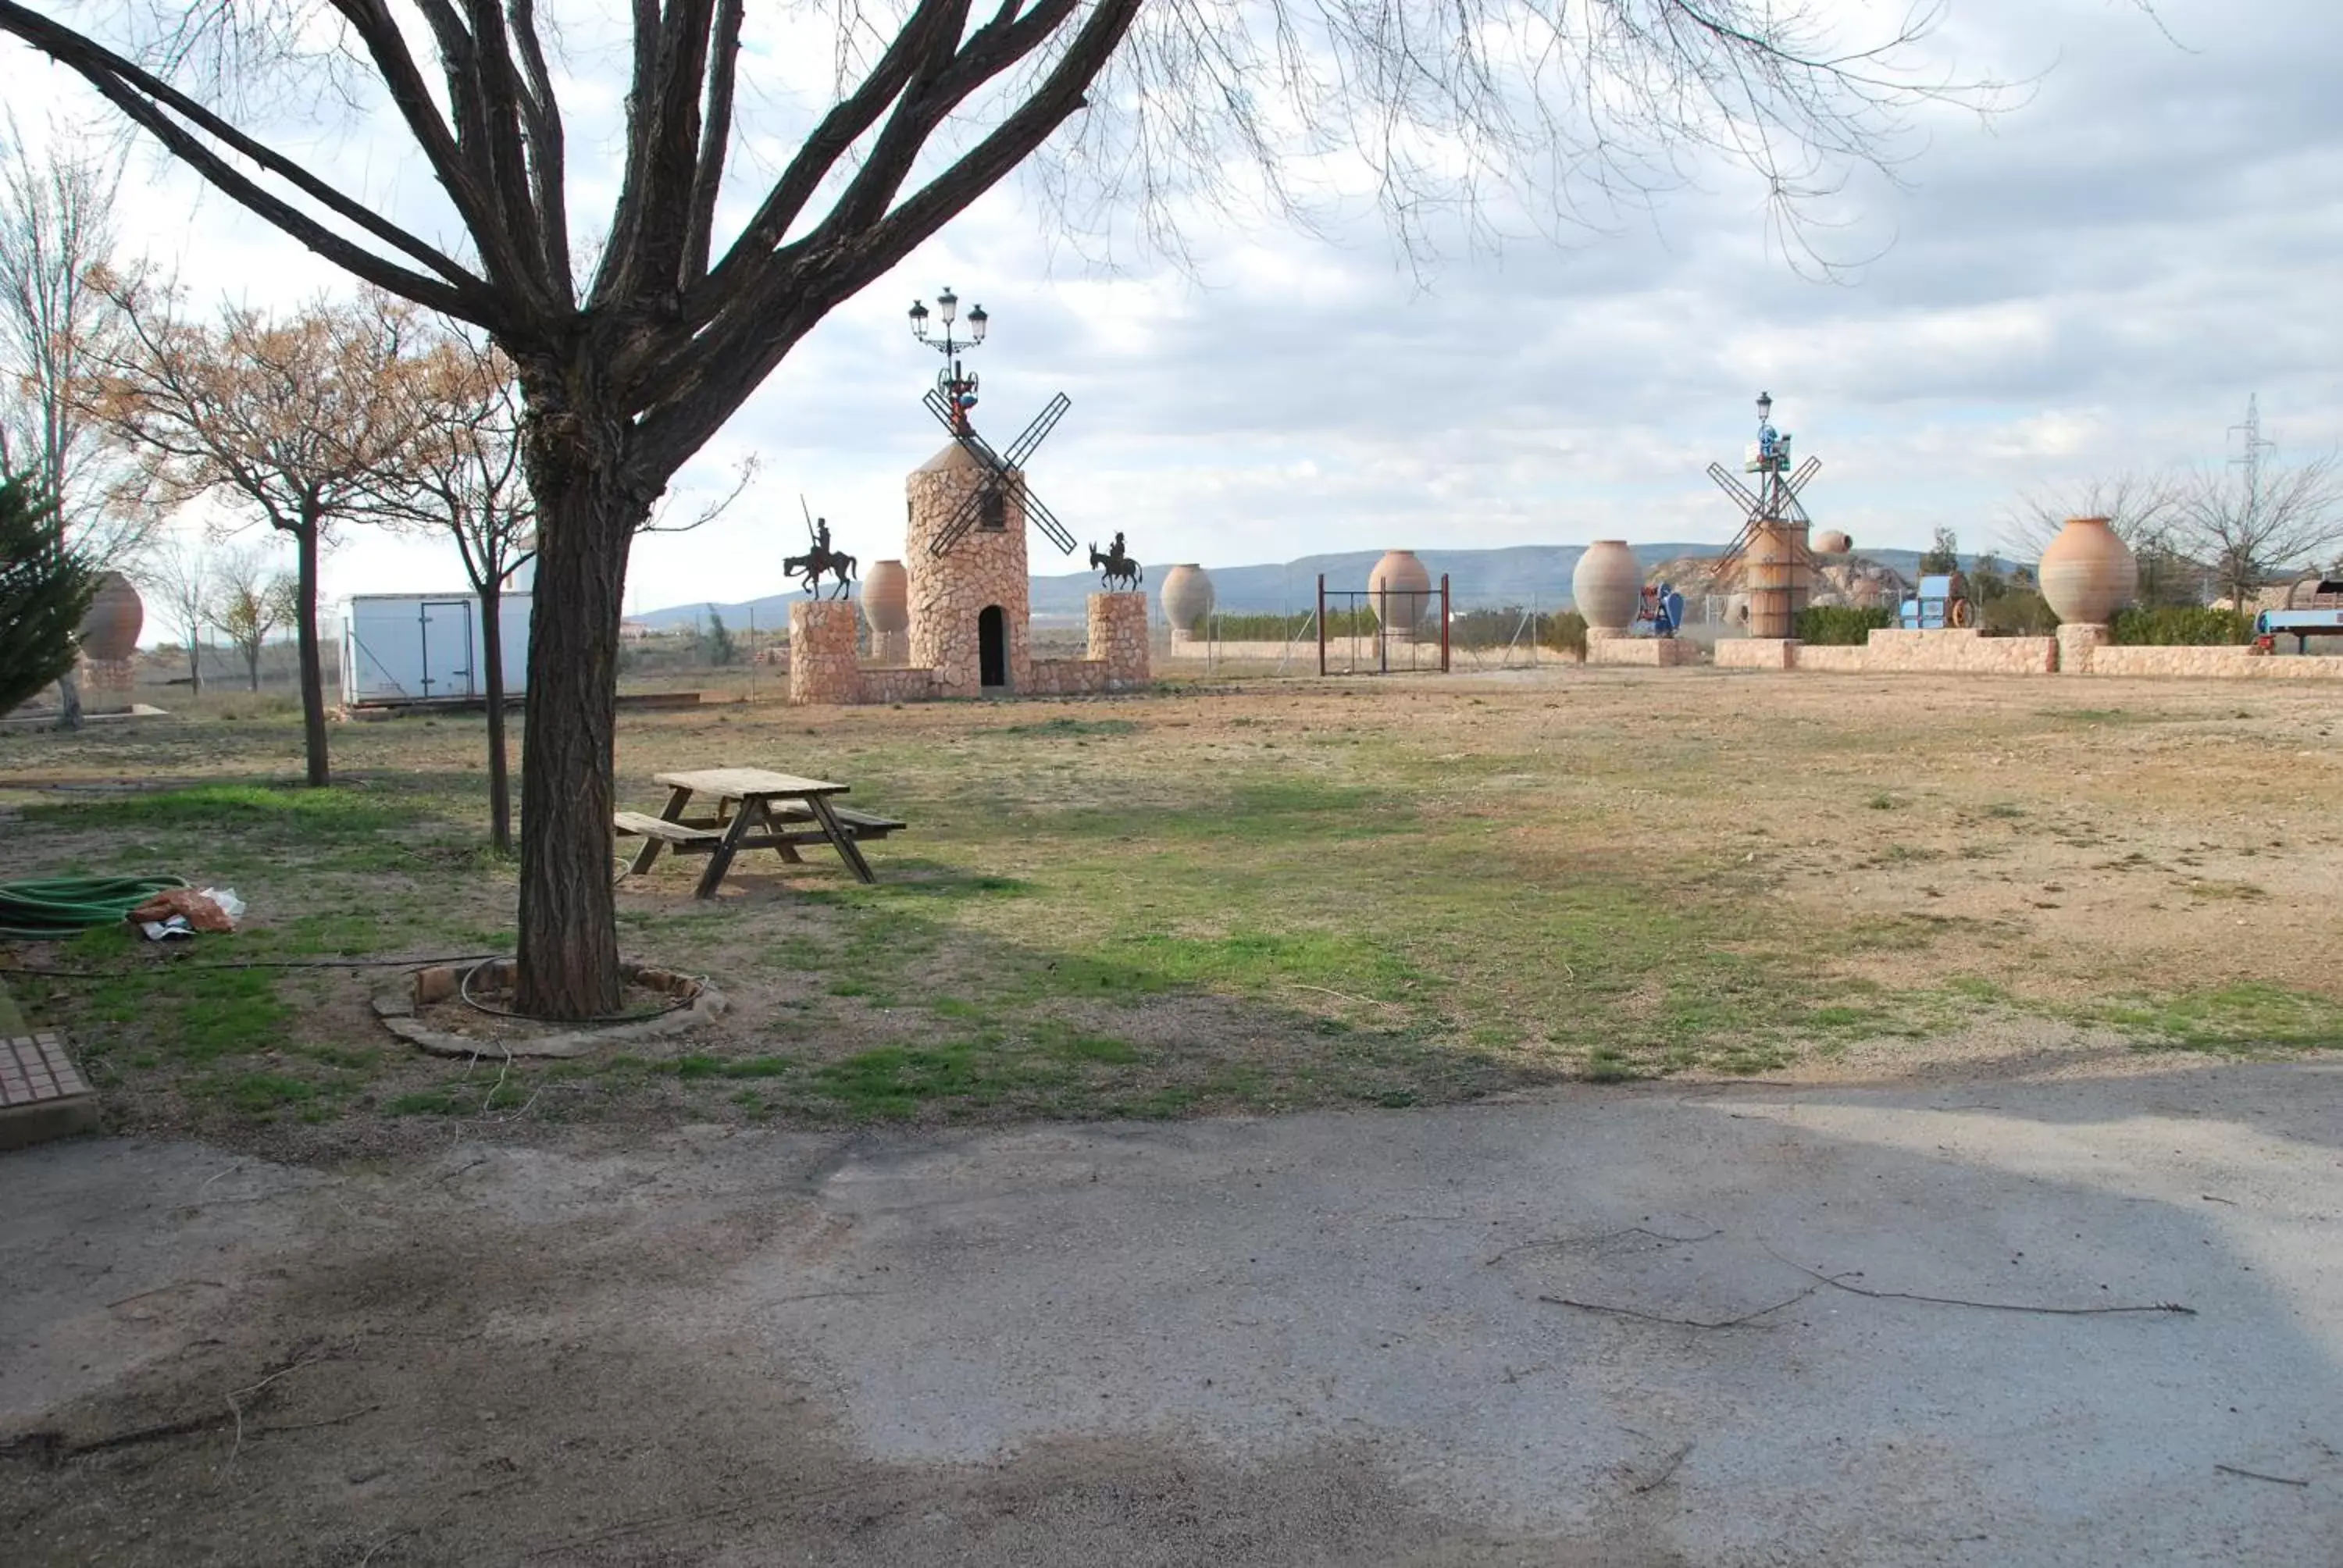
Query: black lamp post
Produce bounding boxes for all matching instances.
[910,287,987,433]
[1755,390,1773,426]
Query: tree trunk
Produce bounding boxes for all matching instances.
[479,577,512,856]
[293,519,330,786]
[55,668,83,730]
[245,642,262,692]
[186,636,201,696]
[512,366,644,1020]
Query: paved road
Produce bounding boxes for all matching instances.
[4,1063,2339,1564]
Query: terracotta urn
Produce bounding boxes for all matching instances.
[1160,564,1214,636]
[1368,550,1434,640]
[1812,529,1853,557]
[1571,540,1642,631]
[2038,515,2137,625]
[79,572,144,662]
[861,560,909,634]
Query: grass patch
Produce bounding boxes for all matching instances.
[2084,983,2341,1053]
[991,717,1141,739]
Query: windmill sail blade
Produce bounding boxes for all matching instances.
[1786,456,1821,494]
[1015,480,1078,555]
[927,486,991,557]
[1004,393,1071,468]
[1706,462,1761,513]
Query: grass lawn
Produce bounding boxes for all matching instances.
[2,668,2338,1157]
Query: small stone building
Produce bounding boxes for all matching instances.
[789,440,1147,704]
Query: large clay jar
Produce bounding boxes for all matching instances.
[1812,529,1853,557]
[1368,549,1434,640]
[1571,540,1642,631]
[2038,515,2137,625]
[861,559,909,662]
[79,572,144,662]
[1160,564,1214,637]
[861,560,908,634]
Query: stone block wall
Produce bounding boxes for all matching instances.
[1025,659,1111,697]
[1087,593,1150,683]
[1710,621,2343,682]
[789,601,861,704]
[2081,647,2343,679]
[1860,629,2056,675]
[1788,644,1866,672]
[1586,636,1694,667]
[859,665,943,702]
[1716,638,1798,671]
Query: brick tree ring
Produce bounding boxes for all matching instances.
[372,959,728,1059]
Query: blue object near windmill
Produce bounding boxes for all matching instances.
[1638,582,1684,637]
[1898,574,1974,630]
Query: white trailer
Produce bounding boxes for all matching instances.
[341,593,532,707]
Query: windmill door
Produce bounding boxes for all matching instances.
[979,606,1007,689]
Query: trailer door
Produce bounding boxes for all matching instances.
[417,599,476,700]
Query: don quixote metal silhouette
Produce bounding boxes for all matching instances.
[909,287,1078,559]
[1089,531,1141,591]
[784,499,857,598]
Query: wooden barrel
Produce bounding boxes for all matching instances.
[1746,523,1810,639]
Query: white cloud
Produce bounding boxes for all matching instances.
[8,0,2338,614]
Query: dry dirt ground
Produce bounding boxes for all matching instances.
[2,665,2339,1563]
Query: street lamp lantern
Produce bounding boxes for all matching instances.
[908,287,989,433]
[1755,390,1773,424]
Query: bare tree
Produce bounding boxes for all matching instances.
[0,0,2035,1017]
[0,116,144,726]
[142,533,212,694]
[372,333,535,854]
[209,542,297,691]
[2000,471,2200,605]
[85,285,433,784]
[2184,400,2343,611]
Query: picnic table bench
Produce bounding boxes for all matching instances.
[613,768,905,897]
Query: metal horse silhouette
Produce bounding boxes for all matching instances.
[922,387,1076,559]
[1089,532,1141,591]
[784,502,858,599]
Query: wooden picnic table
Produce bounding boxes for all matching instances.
[614,767,904,897]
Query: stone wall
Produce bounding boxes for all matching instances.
[1859,629,2056,675]
[1586,636,1694,667]
[1698,622,2343,682]
[1788,644,1866,672]
[1716,638,1798,671]
[1025,659,1111,697]
[2080,647,2343,679]
[789,601,861,704]
[858,665,943,703]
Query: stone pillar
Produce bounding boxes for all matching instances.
[2056,622,2109,676]
[906,443,1031,695]
[1088,592,1150,684]
[790,600,861,704]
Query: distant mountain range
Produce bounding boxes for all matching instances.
[633,542,1933,628]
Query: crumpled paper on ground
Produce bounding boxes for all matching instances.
[127,886,245,941]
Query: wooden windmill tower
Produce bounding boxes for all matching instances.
[1706,390,1822,639]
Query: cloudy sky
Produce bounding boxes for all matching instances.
[10,0,2337,617]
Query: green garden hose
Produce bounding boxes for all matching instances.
[0,876,188,940]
